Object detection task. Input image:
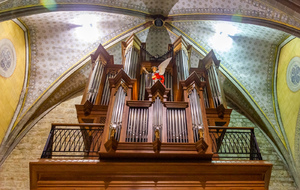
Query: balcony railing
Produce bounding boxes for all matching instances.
[41,123,104,158]
[209,127,262,160]
[41,124,262,160]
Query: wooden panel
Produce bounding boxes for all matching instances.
[30,160,272,190]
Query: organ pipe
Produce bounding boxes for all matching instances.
[152,97,163,141]
[110,85,126,141]
[126,107,149,142]
[167,108,188,143]
[175,50,189,82]
[124,47,139,79]
[189,88,203,142]
[101,72,116,105]
[207,62,222,108]
[87,58,105,104]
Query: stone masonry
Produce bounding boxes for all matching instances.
[0,94,82,190]
[228,109,297,190]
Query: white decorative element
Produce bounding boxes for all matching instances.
[158,57,172,75]
[286,57,300,92]
[0,39,16,78]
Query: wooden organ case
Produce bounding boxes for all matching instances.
[30,34,272,190]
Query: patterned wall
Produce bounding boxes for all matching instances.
[19,11,145,116]
[1,0,299,30]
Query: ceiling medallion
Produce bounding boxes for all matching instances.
[0,39,16,78]
[286,56,300,92]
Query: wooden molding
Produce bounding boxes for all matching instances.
[104,138,118,153]
[152,139,162,153]
[195,137,208,154]
[163,101,188,108]
[109,69,136,88]
[180,71,206,90]
[126,100,152,107]
[146,80,170,102]
[83,100,93,116]
[30,160,273,189]
[90,43,113,65]
[202,50,220,69]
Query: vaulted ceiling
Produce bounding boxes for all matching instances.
[0,0,300,186]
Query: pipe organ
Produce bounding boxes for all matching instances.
[75,34,232,159]
[32,33,272,190]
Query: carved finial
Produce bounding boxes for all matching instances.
[104,123,119,153]
[195,126,208,154]
[153,128,161,154]
[198,129,203,139]
[155,128,160,140]
[110,128,116,139]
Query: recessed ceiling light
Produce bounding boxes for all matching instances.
[73,14,100,42]
[210,22,237,52]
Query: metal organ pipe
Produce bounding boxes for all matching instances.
[87,59,105,104]
[126,107,149,142]
[189,89,203,142]
[163,72,173,101]
[139,73,145,100]
[207,63,222,107]
[152,97,163,141]
[124,47,139,79]
[200,76,210,108]
[124,48,132,75]
[208,68,218,107]
[182,51,189,80]
[101,73,116,105]
[110,86,126,140]
[167,108,188,143]
[175,50,189,90]
[212,63,223,105]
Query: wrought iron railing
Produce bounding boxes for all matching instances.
[41,123,104,158]
[41,124,262,160]
[209,127,262,160]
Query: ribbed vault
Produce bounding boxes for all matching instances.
[0,0,300,187]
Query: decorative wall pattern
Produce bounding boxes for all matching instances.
[1,0,300,31]
[189,48,204,68]
[0,39,16,78]
[286,56,300,92]
[136,28,150,42]
[145,26,173,56]
[107,42,122,65]
[169,0,300,28]
[19,11,145,116]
